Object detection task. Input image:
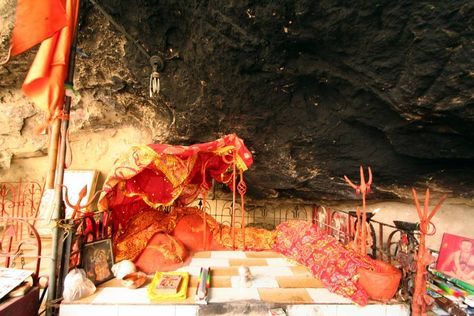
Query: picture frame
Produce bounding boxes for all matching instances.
[81,239,114,285]
[436,233,474,285]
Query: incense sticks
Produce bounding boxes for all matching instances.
[196,267,211,304]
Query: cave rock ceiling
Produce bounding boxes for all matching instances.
[3,1,474,201]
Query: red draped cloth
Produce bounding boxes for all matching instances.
[97,134,253,232]
[273,220,375,306]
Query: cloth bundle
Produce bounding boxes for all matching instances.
[273,220,375,305]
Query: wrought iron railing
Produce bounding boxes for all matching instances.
[196,198,419,264]
[0,180,45,277]
[0,180,44,239]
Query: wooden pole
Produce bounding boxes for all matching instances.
[46,1,81,314]
[45,119,61,189]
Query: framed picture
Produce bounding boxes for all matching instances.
[81,239,114,285]
[436,233,474,285]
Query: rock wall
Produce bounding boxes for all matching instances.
[0,1,473,203]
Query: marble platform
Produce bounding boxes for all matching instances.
[60,251,410,316]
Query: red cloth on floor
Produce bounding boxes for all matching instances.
[273,220,374,305]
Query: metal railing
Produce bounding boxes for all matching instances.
[0,180,45,276]
[196,198,416,263]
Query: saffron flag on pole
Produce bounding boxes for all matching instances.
[10,0,67,56]
[21,0,80,122]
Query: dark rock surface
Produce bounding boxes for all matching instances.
[0,0,15,63]
[3,1,474,200]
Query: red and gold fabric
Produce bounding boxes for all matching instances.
[113,206,276,270]
[98,134,253,231]
[273,220,375,306]
[134,233,188,274]
[219,226,276,251]
[113,208,175,262]
[172,212,225,252]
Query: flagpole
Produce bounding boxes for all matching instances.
[46,1,81,314]
[45,119,61,189]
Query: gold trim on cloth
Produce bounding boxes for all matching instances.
[113,207,276,262]
[98,135,253,213]
[114,208,177,262]
[218,226,276,250]
[98,145,161,212]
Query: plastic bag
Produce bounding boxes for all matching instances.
[63,268,96,302]
[112,260,136,279]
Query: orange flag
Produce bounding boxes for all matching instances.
[11,0,67,56]
[21,0,80,122]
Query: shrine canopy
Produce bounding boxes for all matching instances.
[97,134,253,229]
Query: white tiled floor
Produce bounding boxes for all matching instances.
[230,276,279,288]
[60,305,119,316]
[208,287,260,302]
[265,258,297,266]
[385,304,411,315]
[61,303,409,316]
[210,251,246,259]
[249,266,294,276]
[61,304,198,316]
[175,265,203,276]
[189,258,230,267]
[287,305,338,316]
[287,304,410,316]
[175,305,199,316]
[118,305,175,316]
[92,287,150,304]
[337,304,387,316]
[59,251,410,316]
[306,288,353,304]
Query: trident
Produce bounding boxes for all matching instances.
[344,166,373,255]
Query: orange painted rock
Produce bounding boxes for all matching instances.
[357,260,401,302]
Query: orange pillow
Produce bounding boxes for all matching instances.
[134,233,188,274]
[173,214,225,252]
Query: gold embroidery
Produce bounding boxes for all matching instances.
[113,206,276,262]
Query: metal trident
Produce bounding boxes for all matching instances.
[411,188,446,316]
[344,166,372,198]
[344,166,373,255]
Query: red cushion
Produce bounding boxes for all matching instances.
[172,214,225,252]
[134,233,188,274]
